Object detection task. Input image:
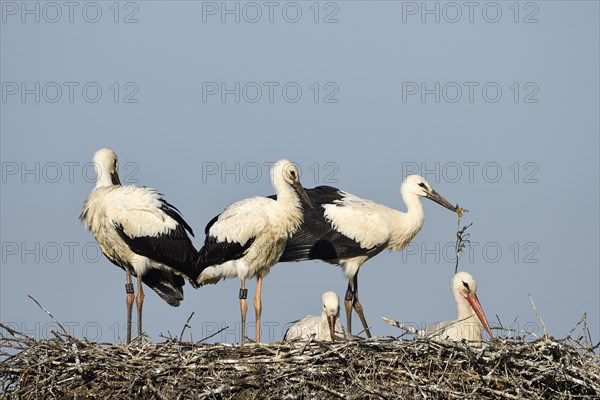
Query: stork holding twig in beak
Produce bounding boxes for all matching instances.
[278,175,461,337]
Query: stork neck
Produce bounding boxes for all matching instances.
[402,192,425,231]
[403,191,425,217]
[95,165,115,188]
[273,179,299,206]
[387,192,425,250]
[455,294,482,340]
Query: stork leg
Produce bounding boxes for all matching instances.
[351,274,372,338]
[239,280,248,345]
[125,271,135,343]
[136,275,145,339]
[254,276,263,343]
[344,282,353,336]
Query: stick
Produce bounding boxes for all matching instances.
[582,313,594,349]
[528,294,548,339]
[179,312,195,342]
[454,222,473,274]
[0,323,26,338]
[381,317,418,335]
[354,327,372,338]
[199,325,229,343]
[148,384,169,400]
[495,315,504,330]
[27,295,69,336]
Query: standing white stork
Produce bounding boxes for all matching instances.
[278,175,459,337]
[196,159,312,344]
[284,291,347,342]
[419,271,493,342]
[80,147,199,343]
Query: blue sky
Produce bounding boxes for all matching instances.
[1,1,599,344]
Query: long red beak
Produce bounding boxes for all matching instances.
[327,315,336,341]
[467,293,493,338]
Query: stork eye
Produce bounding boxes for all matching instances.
[290,170,296,178]
[463,281,471,293]
[418,182,426,188]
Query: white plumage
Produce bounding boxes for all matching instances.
[197,159,312,344]
[198,197,297,284]
[322,192,399,251]
[420,271,493,343]
[285,291,347,342]
[80,148,198,342]
[83,186,177,276]
[279,175,459,337]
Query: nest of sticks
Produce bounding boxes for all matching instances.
[1,316,599,400]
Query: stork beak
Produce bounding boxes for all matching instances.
[425,189,456,212]
[111,171,121,186]
[327,314,337,341]
[466,293,493,338]
[292,181,313,208]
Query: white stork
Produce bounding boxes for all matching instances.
[80,148,199,343]
[284,291,347,342]
[419,271,493,343]
[196,159,312,344]
[278,175,459,337]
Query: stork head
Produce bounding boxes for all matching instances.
[92,147,121,187]
[451,271,493,338]
[401,175,456,212]
[321,291,340,341]
[271,159,312,207]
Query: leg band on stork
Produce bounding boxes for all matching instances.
[125,283,134,294]
[345,289,354,301]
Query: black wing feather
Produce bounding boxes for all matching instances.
[196,209,256,273]
[101,253,184,306]
[141,268,185,306]
[159,201,195,237]
[114,201,200,285]
[279,186,385,262]
[197,235,255,269]
[204,213,220,235]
